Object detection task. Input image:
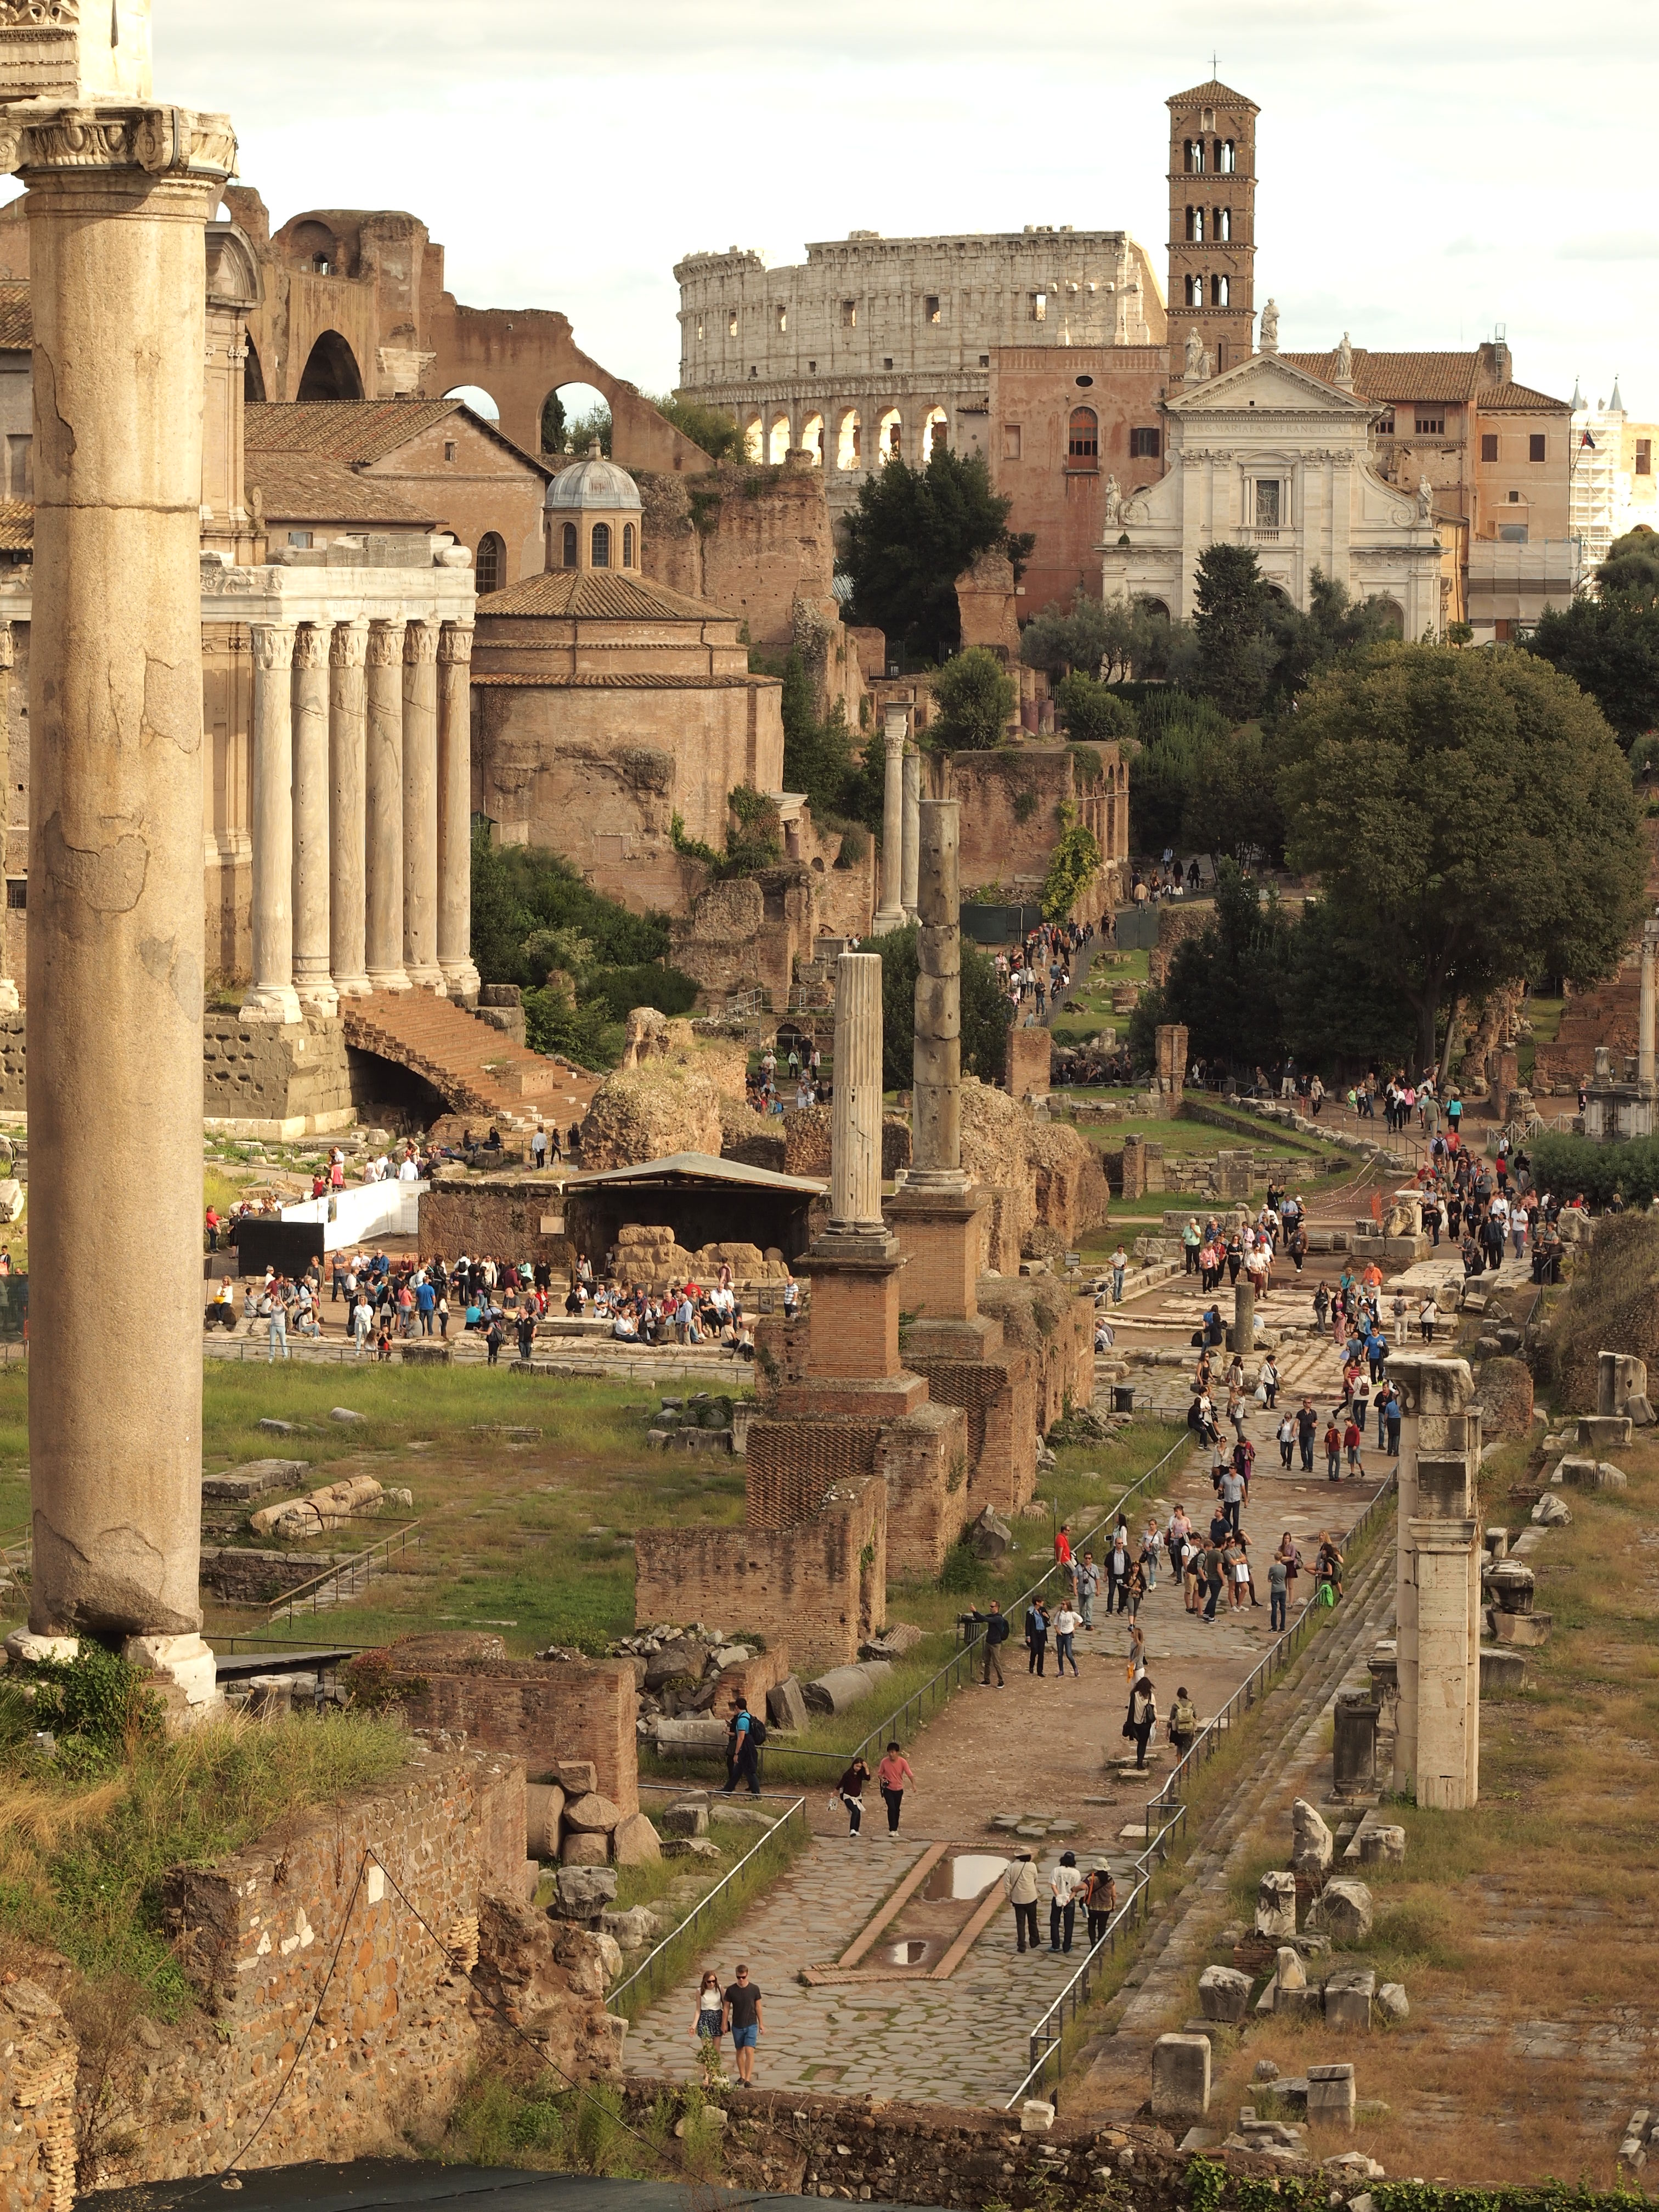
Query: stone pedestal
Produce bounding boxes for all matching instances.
[21,88,236,1638]
[871,705,907,934]
[1389,1355,1481,1809]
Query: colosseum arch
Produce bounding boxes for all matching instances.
[297,330,365,403]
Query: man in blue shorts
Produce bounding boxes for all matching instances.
[724,1963,764,2083]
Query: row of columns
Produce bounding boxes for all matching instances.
[244,614,478,1020]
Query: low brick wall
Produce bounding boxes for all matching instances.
[635,1478,885,1669]
[1005,1024,1051,1101]
[906,1346,1038,1515]
[878,1401,971,1581]
[381,1641,639,1816]
[979,1274,1093,1432]
[419,1177,572,1267]
[199,1547,353,1604]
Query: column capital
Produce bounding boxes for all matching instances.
[438,620,476,666]
[330,617,369,669]
[403,616,441,666]
[250,622,296,671]
[883,702,909,755]
[4,105,236,183]
[365,619,403,667]
[292,622,329,670]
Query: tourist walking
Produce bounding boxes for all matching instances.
[970,1599,1009,1685]
[1267,1546,1289,1632]
[1124,1674,1158,1768]
[1075,1551,1099,1629]
[1005,1852,1041,1954]
[1053,1599,1080,1677]
[692,1970,723,2053]
[723,1965,763,2085]
[877,1741,914,1836]
[836,1756,870,1836]
[721,1696,762,1797]
[1169,1684,1199,1760]
[1049,1850,1083,1953]
[1082,1861,1118,1948]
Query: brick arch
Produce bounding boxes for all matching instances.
[424,297,713,475]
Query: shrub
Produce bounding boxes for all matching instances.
[929,647,1017,751]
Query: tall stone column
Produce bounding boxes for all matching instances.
[290,621,336,1018]
[437,620,481,1005]
[1387,1354,1481,1811]
[871,703,907,934]
[0,622,16,1014]
[910,798,966,1190]
[900,748,921,922]
[826,950,886,1236]
[20,89,236,1655]
[328,617,371,998]
[241,622,301,1022]
[364,618,410,991]
[402,615,444,992]
[1640,918,1657,1094]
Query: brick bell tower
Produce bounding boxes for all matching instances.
[1166,76,1259,379]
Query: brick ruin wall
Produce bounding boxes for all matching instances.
[202,1012,356,1132]
[746,1419,881,1530]
[634,1477,886,1668]
[636,458,836,657]
[876,1400,971,1581]
[1005,1024,1051,1101]
[904,1348,1039,1515]
[0,1745,629,2207]
[378,1646,638,1815]
[946,742,1129,918]
[979,1274,1094,1431]
[419,1178,572,1268]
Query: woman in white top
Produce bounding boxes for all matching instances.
[692,1970,724,2047]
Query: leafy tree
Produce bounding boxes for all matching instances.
[1041,811,1102,922]
[928,647,1016,752]
[1282,899,1418,1074]
[1599,525,1659,604]
[648,392,744,463]
[541,394,612,456]
[1155,860,1293,1071]
[1020,589,1111,680]
[842,448,1020,662]
[1054,671,1137,743]
[1525,591,1659,748]
[1192,543,1272,719]
[1177,722,1286,866]
[1276,643,1646,1075]
[778,651,859,823]
[1263,567,1400,707]
[868,922,1009,1091]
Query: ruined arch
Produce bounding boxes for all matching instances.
[297,330,364,403]
[837,410,861,470]
[800,411,825,464]
[922,406,948,462]
[768,413,792,464]
[541,380,608,457]
[877,407,902,465]
[444,383,500,420]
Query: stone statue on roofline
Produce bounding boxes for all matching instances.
[1259,297,1279,353]
[1336,330,1353,381]
[1418,470,1435,522]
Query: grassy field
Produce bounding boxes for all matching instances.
[1049,945,1149,1045]
[1517,994,1564,1087]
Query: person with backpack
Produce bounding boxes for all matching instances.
[721,1696,765,1796]
[1081,1860,1118,1948]
[876,1741,914,1836]
[969,1599,1009,1685]
[1003,1852,1041,1953]
[1168,1685,1199,1760]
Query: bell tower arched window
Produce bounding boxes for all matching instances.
[1211,274,1229,307]
[1221,139,1237,172]
[1186,275,1204,307]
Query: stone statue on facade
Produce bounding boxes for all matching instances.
[1336,330,1353,380]
[1417,470,1435,521]
[1184,326,1204,380]
[1259,297,1279,352]
[1102,474,1121,524]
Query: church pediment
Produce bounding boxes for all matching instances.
[1169,354,1373,415]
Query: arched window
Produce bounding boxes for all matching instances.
[1067,407,1098,466]
[1217,207,1231,241]
[591,522,612,568]
[561,521,578,567]
[1211,274,1229,307]
[1186,206,1203,241]
[1221,140,1237,173]
[1186,275,1205,307]
[1186,137,1205,174]
[475,532,505,596]
[622,523,636,567]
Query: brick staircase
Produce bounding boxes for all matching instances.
[342,990,600,1129]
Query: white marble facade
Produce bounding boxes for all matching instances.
[1100,351,1442,636]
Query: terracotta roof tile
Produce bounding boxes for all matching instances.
[477,570,730,622]
[1281,349,1485,403]
[245,398,550,477]
[0,498,30,550]
[1476,381,1572,414]
[1165,77,1259,111]
[0,283,29,353]
[471,672,772,690]
[246,452,436,528]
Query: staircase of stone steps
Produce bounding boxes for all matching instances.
[342,990,596,1128]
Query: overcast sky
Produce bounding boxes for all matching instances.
[128,0,1655,417]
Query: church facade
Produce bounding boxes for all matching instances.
[1098,348,1443,635]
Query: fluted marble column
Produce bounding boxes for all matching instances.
[364,618,409,991]
[910,797,968,1189]
[437,619,481,1004]
[25,97,235,1647]
[402,615,443,992]
[329,617,371,998]
[290,622,336,1017]
[826,950,885,1235]
[871,703,907,934]
[242,622,301,1022]
[0,623,16,1014]
[900,748,921,922]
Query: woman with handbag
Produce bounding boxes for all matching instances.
[1124,1673,1158,1769]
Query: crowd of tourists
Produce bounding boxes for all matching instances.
[996,918,1098,1024]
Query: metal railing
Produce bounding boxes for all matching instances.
[1002,1466,1400,2112]
[266,1521,422,1627]
[606,1792,807,2018]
